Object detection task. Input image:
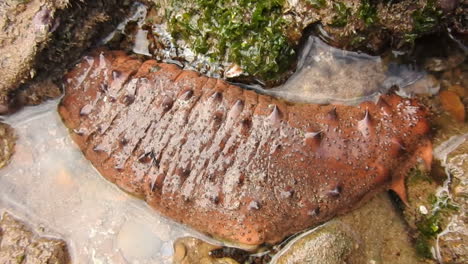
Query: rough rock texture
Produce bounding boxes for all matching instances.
[437,138,468,264]
[285,0,459,53]
[272,222,359,264]
[272,193,427,264]
[0,212,69,264]
[0,122,15,169]
[173,237,238,264]
[150,0,460,83]
[59,50,432,245]
[0,0,129,113]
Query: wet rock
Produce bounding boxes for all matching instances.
[16,79,62,106]
[288,0,458,53]
[151,0,460,83]
[0,122,15,169]
[435,135,468,264]
[272,222,360,264]
[273,193,425,264]
[403,96,468,264]
[0,0,130,112]
[0,212,69,264]
[173,237,239,264]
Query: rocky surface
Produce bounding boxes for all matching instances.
[0,0,130,113]
[0,122,15,169]
[0,212,69,264]
[144,0,461,83]
[59,50,432,246]
[287,0,460,53]
[173,237,238,264]
[272,193,426,264]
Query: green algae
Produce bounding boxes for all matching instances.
[358,0,378,26]
[406,168,459,259]
[330,1,351,27]
[166,0,295,80]
[405,0,443,43]
[306,0,326,9]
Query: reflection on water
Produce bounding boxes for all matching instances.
[0,100,219,263]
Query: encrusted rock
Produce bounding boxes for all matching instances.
[0,0,130,112]
[0,212,69,264]
[273,193,426,264]
[0,122,15,169]
[173,237,238,264]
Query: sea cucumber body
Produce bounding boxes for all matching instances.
[59,51,431,245]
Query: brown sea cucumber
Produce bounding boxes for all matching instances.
[58,50,432,245]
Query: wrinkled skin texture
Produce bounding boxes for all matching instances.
[59,51,432,245]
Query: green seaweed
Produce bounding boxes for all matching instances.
[412,0,443,34]
[414,191,459,259]
[358,0,378,26]
[404,0,443,44]
[415,235,433,259]
[306,0,326,9]
[330,2,351,27]
[166,0,295,79]
[407,168,433,184]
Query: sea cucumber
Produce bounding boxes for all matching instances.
[58,50,432,245]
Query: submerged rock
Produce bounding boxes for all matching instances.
[59,50,432,246]
[0,212,69,264]
[272,222,360,264]
[173,237,238,264]
[273,193,426,264]
[0,0,130,113]
[437,138,468,264]
[0,122,15,169]
[403,71,467,263]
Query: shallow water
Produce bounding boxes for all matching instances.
[252,36,441,105]
[0,100,221,264]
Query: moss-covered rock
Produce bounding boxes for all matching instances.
[150,0,459,84]
[166,0,296,83]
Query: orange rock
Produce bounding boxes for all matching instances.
[439,90,466,122]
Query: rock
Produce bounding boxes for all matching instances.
[271,222,360,264]
[0,0,130,112]
[273,193,426,264]
[150,0,460,83]
[0,212,69,264]
[403,103,468,264]
[173,237,239,264]
[15,79,61,107]
[287,0,458,53]
[435,135,468,264]
[0,122,15,169]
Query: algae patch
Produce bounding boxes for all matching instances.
[166,0,295,80]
